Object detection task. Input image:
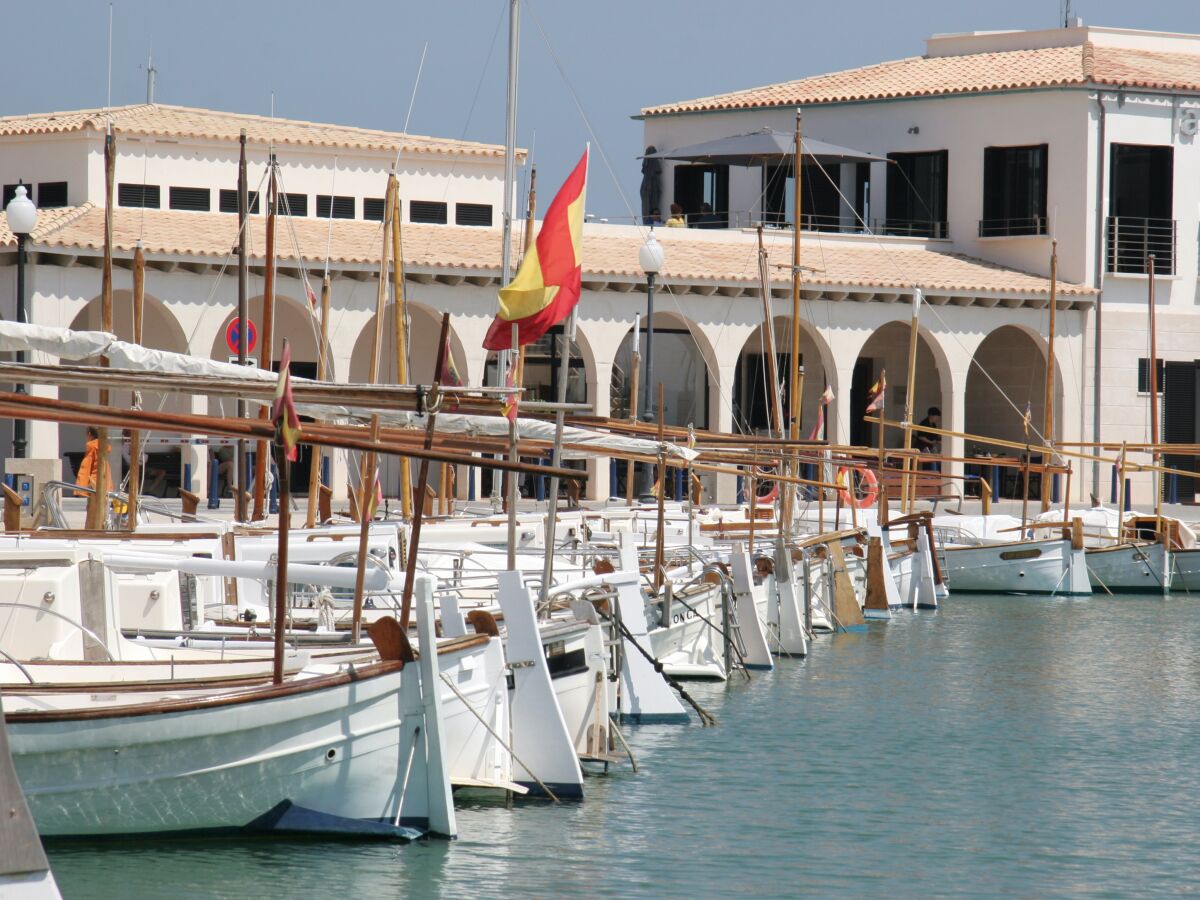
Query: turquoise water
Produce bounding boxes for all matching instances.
[46,594,1200,898]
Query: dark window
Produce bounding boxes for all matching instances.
[168,186,211,212]
[762,163,843,231]
[886,150,948,238]
[980,144,1048,236]
[672,164,728,228]
[117,183,161,208]
[219,189,261,214]
[1108,144,1174,275]
[455,202,493,226]
[37,181,68,208]
[363,197,386,221]
[316,195,355,219]
[276,192,307,217]
[1138,358,1166,394]
[2,184,28,207]
[410,200,448,224]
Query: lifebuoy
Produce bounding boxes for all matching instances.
[752,467,779,505]
[836,466,878,509]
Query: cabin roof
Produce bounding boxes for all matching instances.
[0,205,1093,301]
[0,103,515,158]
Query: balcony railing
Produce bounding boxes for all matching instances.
[881,218,949,239]
[1106,216,1176,275]
[978,216,1048,237]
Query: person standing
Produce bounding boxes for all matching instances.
[665,202,687,227]
[74,427,114,497]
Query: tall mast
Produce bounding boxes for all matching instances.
[1148,254,1161,527]
[1041,241,1057,513]
[388,174,413,520]
[498,0,520,376]
[785,109,803,531]
[236,130,249,523]
[253,156,277,520]
[900,289,923,513]
[756,225,784,438]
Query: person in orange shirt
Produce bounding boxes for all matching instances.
[74,427,113,497]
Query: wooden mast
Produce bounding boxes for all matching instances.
[899,289,922,514]
[757,225,785,438]
[1041,241,1058,513]
[388,173,413,520]
[349,179,396,642]
[304,273,331,528]
[625,316,640,505]
[272,344,293,685]
[1148,253,1162,531]
[253,157,278,520]
[785,109,804,533]
[126,242,145,529]
[236,130,250,523]
[87,128,116,531]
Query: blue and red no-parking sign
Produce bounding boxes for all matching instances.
[226,318,258,355]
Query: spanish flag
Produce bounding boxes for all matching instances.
[865,370,887,414]
[483,149,589,351]
[272,340,302,462]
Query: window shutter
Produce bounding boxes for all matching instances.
[455,202,493,226]
[169,186,211,212]
[410,200,448,224]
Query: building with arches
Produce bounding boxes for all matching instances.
[13,20,1198,504]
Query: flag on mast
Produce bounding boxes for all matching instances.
[483,149,589,351]
[271,340,302,461]
[808,385,835,440]
[865,372,887,414]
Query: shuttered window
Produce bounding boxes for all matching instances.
[276,192,308,217]
[410,200,447,224]
[316,195,355,219]
[455,202,493,226]
[37,181,68,208]
[219,189,261,214]
[2,184,25,207]
[363,198,386,221]
[118,184,161,208]
[169,186,211,212]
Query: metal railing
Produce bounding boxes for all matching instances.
[978,216,1048,237]
[881,218,949,239]
[1106,216,1176,275]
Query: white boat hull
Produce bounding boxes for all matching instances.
[942,538,1090,596]
[1086,542,1171,594]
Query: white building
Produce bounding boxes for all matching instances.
[4,21,1188,507]
[639,23,1200,505]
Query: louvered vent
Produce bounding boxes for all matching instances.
[37,181,68,208]
[219,189,261,214]
[276,193,308,217]
[363,198,386,221]
[169,186,211,212]
[117,184,161,208]
[455,203,493,227]
[410,200,448,224]
[317,195,355,219]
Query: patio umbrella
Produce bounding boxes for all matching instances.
[644,128,886,167]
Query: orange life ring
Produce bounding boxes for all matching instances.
[836,466,878,509]
[751,467,779,505]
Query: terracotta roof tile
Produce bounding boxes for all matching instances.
[0,104,512,158]
[14,206,1090,299]
[641,43,1200,115]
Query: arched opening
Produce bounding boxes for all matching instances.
[62,292,189,495]
[851,321,946,451]
[732,316,832,438]
[965,325,1064,500]
[208,295,322,495]
[348,304,468,499]
[609,312,716,499]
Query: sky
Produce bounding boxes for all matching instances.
[2,0,1194,218]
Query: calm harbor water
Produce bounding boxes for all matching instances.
[46,594,1200,898]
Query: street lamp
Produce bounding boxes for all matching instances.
[5,183,36,458]
[638,232,664,498]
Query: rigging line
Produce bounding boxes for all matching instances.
[803,151,1053,445]
[402,42,430,137]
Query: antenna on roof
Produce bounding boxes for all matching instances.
[145,54,157,104]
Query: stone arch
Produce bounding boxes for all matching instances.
[850,320,951,449]
[609,309,719,429]
[732,315,836,438]
[965,323,1065,451]
[61,291,190,489]
[348,303,468,498]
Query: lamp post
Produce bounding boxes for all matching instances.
[5,183,36,458]
[638,232,664,498]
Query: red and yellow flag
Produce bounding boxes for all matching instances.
[272,341,302,461]
[483,149,589,351]
[865,370,887,414]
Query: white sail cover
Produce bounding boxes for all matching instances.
[0,321,696,462]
